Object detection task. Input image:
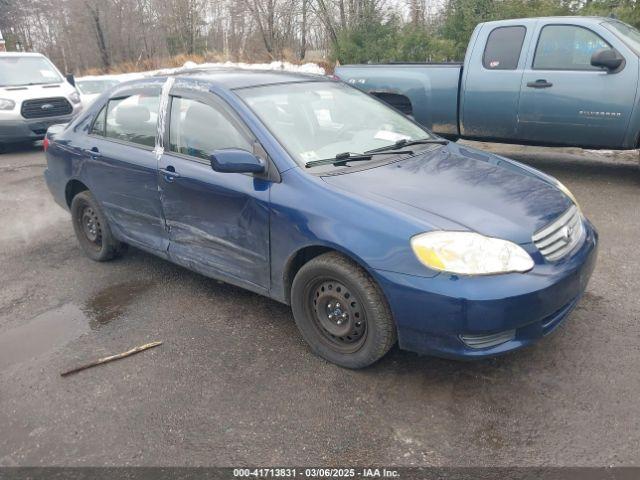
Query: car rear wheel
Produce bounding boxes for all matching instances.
[291,252,396,368]
[70,191,126,261]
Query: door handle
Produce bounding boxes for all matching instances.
[84,148,101,159]
[160,167,181,182]
[526,79,553,89]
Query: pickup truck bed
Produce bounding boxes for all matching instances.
[339,63,462,139]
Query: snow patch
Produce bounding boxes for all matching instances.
[77,60,325,84]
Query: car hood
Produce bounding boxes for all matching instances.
[321,144,572,244]
[0,82,77,103]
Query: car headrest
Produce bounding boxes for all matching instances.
[116,105,150,129]
[183,102,224,133]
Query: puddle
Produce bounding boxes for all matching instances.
[0,303,88,370]
[83,281,153,328]
[0,281,153,370]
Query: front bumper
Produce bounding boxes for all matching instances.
[0,112,78,143]
[374,221,598,359]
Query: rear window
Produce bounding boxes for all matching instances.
[483,26,527,70]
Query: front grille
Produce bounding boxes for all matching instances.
[533,205,584,262]
[21,97,72,119]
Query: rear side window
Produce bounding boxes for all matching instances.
[168,96,252,161]
[104,93,160,147]
[483,26,527,70]
[534,25,611,70]
[91,106,106,136]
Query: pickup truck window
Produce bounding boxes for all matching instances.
[533,25,611,71]
[483,26,526,70]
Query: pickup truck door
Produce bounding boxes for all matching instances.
[517,22,638,148]
[461,21,536,140]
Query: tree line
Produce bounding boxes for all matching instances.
[1,0,639,74]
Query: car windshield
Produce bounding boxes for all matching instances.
[604,20,640,56]
[0,56,63,87]
[237,81,432,166]
[76,79,119,95]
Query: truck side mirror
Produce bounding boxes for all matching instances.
[65,74,76,86]
[591,48,623,71]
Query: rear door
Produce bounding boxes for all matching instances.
[461,20,536,140]
[82,85,169,253]
[158,86,271,292]
[516,22,638,148]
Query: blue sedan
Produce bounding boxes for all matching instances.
[44,70,598,368]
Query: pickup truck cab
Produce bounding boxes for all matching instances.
[0,52,82,149]
[336,17,640,150]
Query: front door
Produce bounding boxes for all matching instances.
[517,24,638,148]
[81,87,169,253]
[158,89,271,291]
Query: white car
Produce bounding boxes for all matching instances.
[0,52,82,149]
[75,77,121,109]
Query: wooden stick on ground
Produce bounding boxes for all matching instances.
[60,341,163,377]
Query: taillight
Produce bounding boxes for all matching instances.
[43,137,50,152]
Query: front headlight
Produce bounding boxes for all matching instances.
[411,231,534,275]
[69,91,81,104]
[0,98,16,110]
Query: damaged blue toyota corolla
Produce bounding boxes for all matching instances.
[44,70,598,368]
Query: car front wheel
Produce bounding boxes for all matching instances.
[291,252,397,368]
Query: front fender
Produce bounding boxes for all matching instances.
[269,168,440,302]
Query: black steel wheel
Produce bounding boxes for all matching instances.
[70,190,126,261]
[79,205,102,249]
[291,252,396,368]
[308,278,367,353]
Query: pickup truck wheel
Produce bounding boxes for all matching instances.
[291,252,396,368]
[70,191,126,262]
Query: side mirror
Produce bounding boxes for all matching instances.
[210,149,265,174]
[65,74,76,86]
[591,48,623,71]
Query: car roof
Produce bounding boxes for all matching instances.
[159,68,328,90]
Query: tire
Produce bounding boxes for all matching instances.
[70,190,126,261]
[291,252,397,368]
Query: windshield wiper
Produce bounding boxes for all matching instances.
[305,150,413,168]
[365,137,449,154]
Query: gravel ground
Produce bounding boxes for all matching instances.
[0,141,638,467]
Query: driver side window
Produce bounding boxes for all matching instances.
[534,25,611,70]
[168,96,252,161]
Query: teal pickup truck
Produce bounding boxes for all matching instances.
[336,17,640,150]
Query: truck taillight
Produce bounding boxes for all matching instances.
[43,137,50,152]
